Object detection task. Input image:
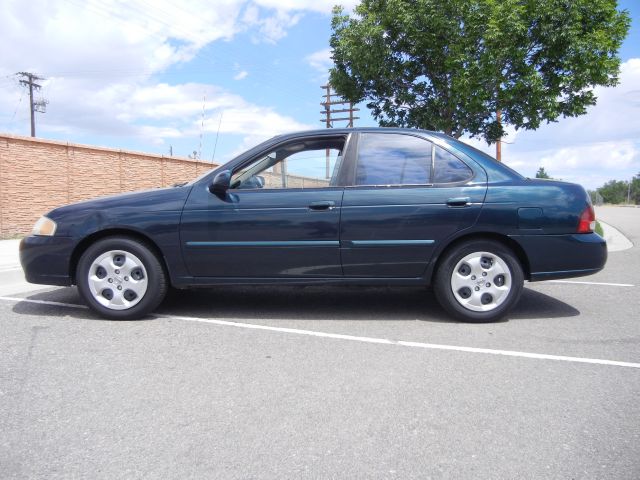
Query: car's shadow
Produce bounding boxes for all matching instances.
[11,285,580,323]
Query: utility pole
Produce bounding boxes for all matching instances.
[16,72,48,137]
[496,109,502,162]
[320,84,359,128]
[320,84,359,177]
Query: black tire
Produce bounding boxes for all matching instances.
[434,240,524,323]
[76,236,168,320]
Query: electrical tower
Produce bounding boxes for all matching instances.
[16,72,48,137]
[320,84,359,128]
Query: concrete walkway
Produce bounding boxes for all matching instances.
[599,220,634,252]
[0,239,21,271]
[595,206,639,250]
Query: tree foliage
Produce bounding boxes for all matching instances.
[596,177,640,204]
[329,0,630,142]
[535,167,551,179]
[632,176,640,205]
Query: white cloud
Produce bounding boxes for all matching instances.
[496,140,639,186]
[0,0,322,156]
[241,0,359,43]
[252,0,359,14]
[0,0,248,82]
[305,48,333,74]
[511,58,640,151]
[212,105,310,137]
[459,59,640,189]
[25,79,311,142]
[540,142,636,171]
[241,5,302,43]
[0,0,343,92]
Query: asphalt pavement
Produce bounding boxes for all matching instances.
[1,207,639,479]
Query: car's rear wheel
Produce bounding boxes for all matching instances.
[434,240,524,322]
[76,237,167,320]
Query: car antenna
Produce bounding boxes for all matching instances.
[211,111,223,164]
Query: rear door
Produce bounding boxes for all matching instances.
[340,132,487,277]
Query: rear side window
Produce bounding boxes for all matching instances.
[355,133,432,186]
[433,146,473,183]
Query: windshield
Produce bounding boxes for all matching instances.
[184,135,284,187]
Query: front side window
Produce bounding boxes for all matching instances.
[231,137,345,190]
[355,133,432,186]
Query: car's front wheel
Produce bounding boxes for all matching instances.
[76,237,167,320]
[434,240,524,322]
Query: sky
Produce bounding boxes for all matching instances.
[0,0,638,190]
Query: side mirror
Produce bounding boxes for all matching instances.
[210,170,231,195]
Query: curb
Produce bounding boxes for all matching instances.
[599,221,633,252]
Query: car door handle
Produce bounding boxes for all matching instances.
[446,197,470,207]
[308,201,336,211]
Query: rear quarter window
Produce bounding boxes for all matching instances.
[433,146,473,183]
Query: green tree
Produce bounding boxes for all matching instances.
[597,179,628,204]
[535,167,551,179]
[630,174,640,204]
[329,0,630,143]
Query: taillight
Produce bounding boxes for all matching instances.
[577,204,596,233]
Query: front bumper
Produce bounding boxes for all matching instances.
[511,232,607,281]
[20,235,75,286]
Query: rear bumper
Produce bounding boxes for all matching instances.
[510,233,607,282]
[20,235,75,286]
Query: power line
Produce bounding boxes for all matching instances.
[10,90,24,123]
[61,0,238,73]
[16,72,48,137]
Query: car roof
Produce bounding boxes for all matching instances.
[272,127,437,139]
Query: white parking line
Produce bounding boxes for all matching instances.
[159,314,640,369]
[547,280,635,287]
[1,295,639,369]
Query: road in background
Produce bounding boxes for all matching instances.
[1,207,639,479]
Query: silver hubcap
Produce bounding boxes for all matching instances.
[450,251,511,312]
[87,250,148,311]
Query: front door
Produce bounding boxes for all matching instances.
[180,135,350,278]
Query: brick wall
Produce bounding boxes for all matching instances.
[262,171,329,189]
[0,134,218,237]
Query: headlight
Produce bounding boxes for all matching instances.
[32,216,57,236]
